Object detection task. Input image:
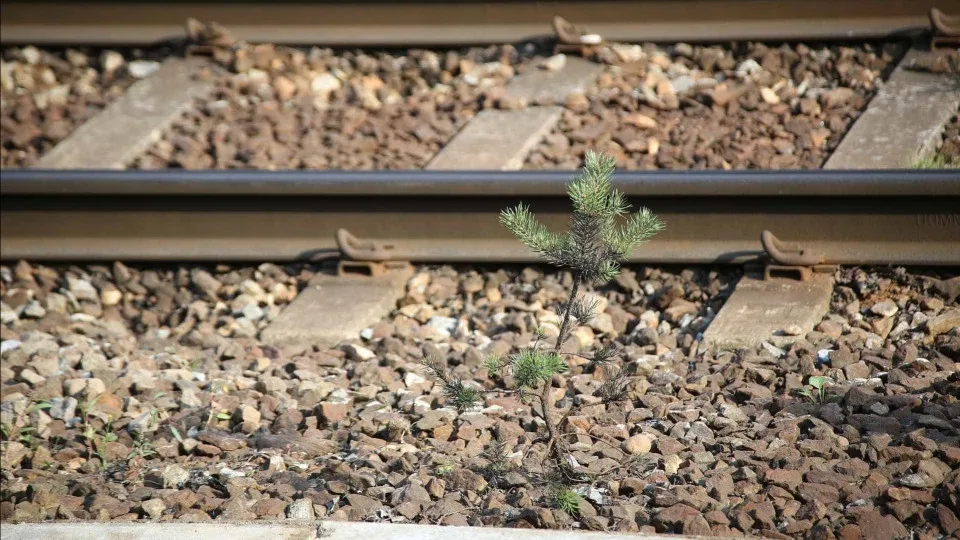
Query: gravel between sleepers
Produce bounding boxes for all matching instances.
[131,21,540,170]
[129,21,908,171]
[524,41,905,170]
[930,109,960,167]
[1,260,958,539]
[0,46,169,168]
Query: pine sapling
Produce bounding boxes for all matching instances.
[425,150,665,479]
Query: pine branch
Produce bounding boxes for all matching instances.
[499,204,566,264]
[421,357,482,413]
[568,294,600,325]
[511,349,567,390]
[609,207,666,259]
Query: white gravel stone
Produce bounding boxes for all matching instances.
[22,301,46,319]
[20,46,42,65]
[100,286,123,306]
[241,303,265,321]
[162,464,190,488]
[219,467,246,479]
[404,372,426,387]
[670,74,695,94]
[665,454,682,474]
[736,59,762,76]
[68,277,99,303]
[233,318,258,337]
[761,341,786,357]
[870,299,898,318]
[344,344,376,361]
[426,316,457,336]
[100,50,125,74]
[63,378,87,396]
[287,498,315,519]
[1,340,22,354]
[19,368,46,385]
[141,498,166,518]
[127,60,160,79]
[311,72,342,95]
[0,302,18,324]
[542,54,567,72]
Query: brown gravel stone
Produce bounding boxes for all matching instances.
[765,468,802,489]
[857,509,910,540]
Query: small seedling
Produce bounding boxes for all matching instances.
[796,375,834,404]
[170,426,184,444]
[93,431,119,468]
[424,151,665,480]
[128,433,157,460]
[26,400,53,414]
[552,487,581,516]
[435,463,455,477]
[17,426,38,448]
[481,437,513,486]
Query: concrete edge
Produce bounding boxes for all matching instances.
[0,521,747,540]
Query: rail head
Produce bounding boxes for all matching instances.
[2,169,959,197]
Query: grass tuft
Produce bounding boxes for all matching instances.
[913,153,959,169]
[552,487,581,516]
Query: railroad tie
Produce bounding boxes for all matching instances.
[33,57,213,169]
[701,273,835,352]
[823,47,960,169]
[426,56,603,170]
[259,265,413,352]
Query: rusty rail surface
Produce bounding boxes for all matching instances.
[1,169,958,266]
[0,0,941,46]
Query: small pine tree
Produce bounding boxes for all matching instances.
[426,150,665,477]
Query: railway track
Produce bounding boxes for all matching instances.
[2,168,958,265]
[2,6,960,539]
[0,0,944,46]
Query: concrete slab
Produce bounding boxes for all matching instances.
[504,56,604,103]
[426,57,602,170]
[35,57,212,169]
[426,107,562,170]
[2,521,730,540]
[259,268,411,349]
[824,48,960,169]
[702,274,834,351]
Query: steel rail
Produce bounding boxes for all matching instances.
[1,169,958,265]
[2,168,959,197]
[0,0,939,46]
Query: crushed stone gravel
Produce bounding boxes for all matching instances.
[2,260,957,539]
[931,109,960,166]
[1,46,168,168]
[131,21,543,170]
[2,28,913,172]
[523,41,905,170]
